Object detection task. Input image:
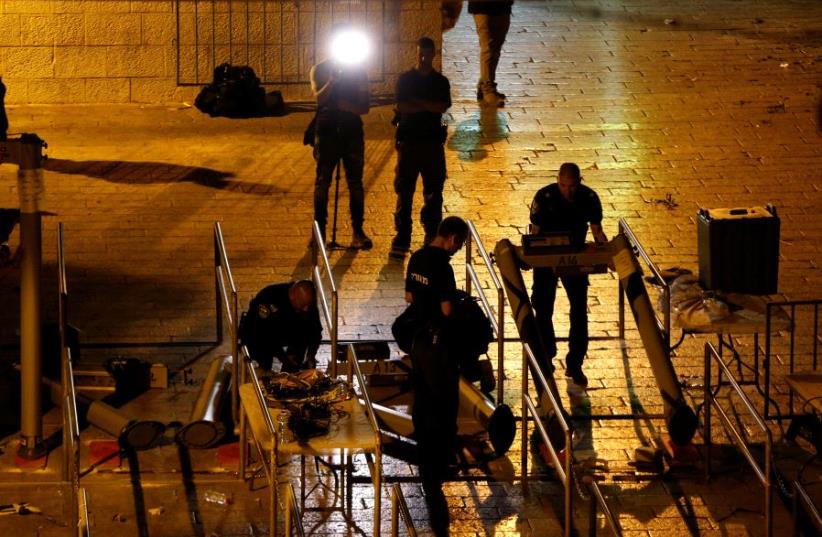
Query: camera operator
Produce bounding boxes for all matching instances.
[309,34,372,249]
[391,37,452,254]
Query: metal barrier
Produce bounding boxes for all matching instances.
[78,486,91,537]
[763,299,822,420]
[241,345,279,536]
[465,219,506,404]
[312,221,339,376]
[521,342,574,537]
[793,480,822,537]
[617,219,671,351]
[390,484,417,537]
[213,222,245,479]
[704,341,772,537]
[58,223,85,534]
[586,479,622,537]
[284,482,307,537]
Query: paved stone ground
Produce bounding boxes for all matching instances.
[1,0,822,536]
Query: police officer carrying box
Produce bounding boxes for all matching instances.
[239,280,322,373]
[391,37,452,254]
[403,216,469,537]
[529,163,607,387]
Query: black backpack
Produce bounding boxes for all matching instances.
[195,64,284,118]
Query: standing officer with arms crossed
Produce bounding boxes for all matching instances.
[392,37,452,254]
[404,216,469,537]
[530,163,607,387]
[310,31,373,249]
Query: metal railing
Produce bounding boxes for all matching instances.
[793,480,822,537]
[312,221,339,376]
[586,479,622,537]
[704,341,772,537]
[521,342,574,537]
[465,219,506,403]
[763,299,821,420]
[617,219,670,351]
[58,223,85,534]
[241,345,280,537]
[390,484,417,537]
[78,486,91,537]
[347,344,384,537]
[213,222,245,478]
[284,482,306,537]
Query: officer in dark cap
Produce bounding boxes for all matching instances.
[239,280,323,373]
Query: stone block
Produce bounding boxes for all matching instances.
[84,78,130,103]
[130,78,198,104]
[27,78,85,103]
[3,47,54,78]
[85,13,141,46]
[106,46,166,78]
[130,0,174,12]
[54,1,130,13]
[0,15,21,46]
[3,1,54,14]
[141,13,175,46]
[399,8,440,43]
[55,46,107,78]
[2,79,27,103]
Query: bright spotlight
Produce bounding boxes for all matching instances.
[330,28,370,66]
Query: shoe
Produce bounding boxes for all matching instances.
[351,230,373,250]
[564,367,588,387]
[391,235,411,253]
[481,90,505,108]
[307,228,326,249]
[477,87,506,101]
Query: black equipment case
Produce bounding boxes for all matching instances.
[696,205,780,294]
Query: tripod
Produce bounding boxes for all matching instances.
[326,158,345,250]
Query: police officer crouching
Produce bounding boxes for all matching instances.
[239,280,322,373]
[404,216,469,537]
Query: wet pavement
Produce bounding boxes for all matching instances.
[1,0,822,535]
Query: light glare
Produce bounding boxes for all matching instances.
[330,29,370,65]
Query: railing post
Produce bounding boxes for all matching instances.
[588,487,597,537]
[498,287,505,404]
[520,346,528,494]
[704,343,712,481]
[465,232,473,296]
[391,486,399,537]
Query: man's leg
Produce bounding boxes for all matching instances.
[313,137,338,240]
[341,132,370,247]
[532,267,559,361]
[393,142,419,249]
[562,274,590,377]
[484,13,511,94]
[419,142,446,244]
[473,14,493,97]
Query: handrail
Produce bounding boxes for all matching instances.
[587,479,623,536]
[57,223,83,534]
[793,480,822,536]
[391,484,417,537]
[312,221,338,376]
[521,343,573,537]
[617,219,670,350]
[348,345,381,439]
[78,486,91,537]
[213,222,243,478]
[704,341,772,537]
[465,219,506,404]
[284,482,306,537]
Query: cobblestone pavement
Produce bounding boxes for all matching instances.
[1,1,822,536]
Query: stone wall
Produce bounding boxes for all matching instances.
[0,0,443,104]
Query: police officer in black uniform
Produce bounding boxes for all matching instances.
[404,216,469,537]
[530,163,607,387]
[392,37,452,254]
[239,280,322,373]
[310,39,373,249]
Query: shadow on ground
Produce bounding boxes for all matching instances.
[45,158,279,194]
